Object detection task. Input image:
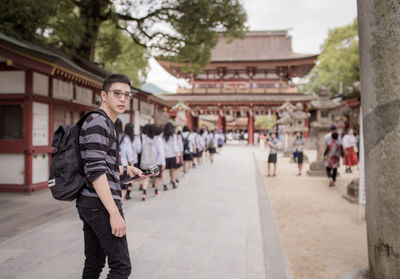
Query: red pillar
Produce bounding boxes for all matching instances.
[248,112,254,144]
[217,114,223,132]
[193,116,199,130]
[186,111,194,131]
[24,70,33,192]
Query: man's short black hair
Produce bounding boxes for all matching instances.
[102,74,131,92]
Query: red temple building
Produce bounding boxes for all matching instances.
[159,30,318,143]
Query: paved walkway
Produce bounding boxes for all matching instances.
[0,145,274,279]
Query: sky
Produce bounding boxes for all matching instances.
[145,0,358,92]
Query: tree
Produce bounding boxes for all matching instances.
[95,21,149,86]
[46,0,247,70]
[302,19,359,95]
[0,0,58,42]
[255,115,277,130]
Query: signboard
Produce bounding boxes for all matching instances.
[33,102,49,146]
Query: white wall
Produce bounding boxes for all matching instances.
[32,154,49,184]
[0,71,25,94]
[0,154,24,184]
[33,72,49,96]
[119,113,130,129]
[53,79,73,101]
[32,102,49,146]
[75,85,93,104]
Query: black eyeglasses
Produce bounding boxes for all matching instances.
[108,90,133,100]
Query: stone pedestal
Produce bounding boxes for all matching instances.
[343,178,359,203]
[306,161,326,176]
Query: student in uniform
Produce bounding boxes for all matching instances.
[124,123,140,199]
[161,122,180,190]
[115,119,134,201]
[207,129,217,163]
[140,124,165,200]
[176,130,184,180]
[181,125,196,174]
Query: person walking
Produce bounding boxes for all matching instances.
[267,132,279,177]
[324,132,341,186]
[342,128,358,173]
[140,125,165,200]
[115,119,134,201]
[124,122,140,199]
[161,122,180,190]
[176,130,184,180]
[181,125,196,174]
[293,131,305,176]
[207,129,217,163]
[77,74,144,279]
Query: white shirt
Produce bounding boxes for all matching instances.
[177,134,184,152]
[181,131,196,153]
[141,134,166,166]
[342,134,357,149]
[130,135,142,164]
[119,134,134,166]
[207,133,216,147]
[162,133,179,158]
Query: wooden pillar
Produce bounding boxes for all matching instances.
[193,116,199,130]
[248,111,254,144]
[217,114,223,132]
[185,111,194,131]
[222,116,226,133]
[24,70,33,192]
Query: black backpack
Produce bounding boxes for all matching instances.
[48,109,110,201]
[182,134,191,155]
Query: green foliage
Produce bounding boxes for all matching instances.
[255,115,277,130]
[0,0,247,81]
[95,21,149,87]
[303,18,359,95]
[0,0,58,42]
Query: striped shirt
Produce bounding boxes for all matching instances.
[77,110,121,208]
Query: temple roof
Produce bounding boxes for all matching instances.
[210,30,317,62]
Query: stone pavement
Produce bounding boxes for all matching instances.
[0,145,290,279]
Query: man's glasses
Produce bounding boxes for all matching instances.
[108,90,133,100]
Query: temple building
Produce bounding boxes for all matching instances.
[159,30,318,143]
[0,33,169,193]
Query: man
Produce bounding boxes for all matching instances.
[77,74,144,278]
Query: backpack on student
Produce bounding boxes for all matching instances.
[140,137,157,170]
[182,134,191,155]
[208,136,215,149]
[48,109,111,201]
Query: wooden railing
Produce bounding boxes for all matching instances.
[176,87,298,94]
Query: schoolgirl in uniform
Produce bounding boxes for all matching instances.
[181,125,196,174]
[140,124,165,200]
[124,123,141,199]
[115,119,134,201]
[161,122,180,190]
[176,130,184,180]
[207,129,217,163]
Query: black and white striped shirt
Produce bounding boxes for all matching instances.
[77,110,121,208]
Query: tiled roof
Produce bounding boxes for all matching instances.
[211,31,317,62]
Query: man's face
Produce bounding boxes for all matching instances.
[101,82,131,115]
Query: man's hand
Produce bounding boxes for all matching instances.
[110,211,126,238]
[127,166,144,178]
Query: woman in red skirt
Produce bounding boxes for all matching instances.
[342,128,358,173]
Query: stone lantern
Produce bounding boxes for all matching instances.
[276,101,296,154]
[307,87,340,176]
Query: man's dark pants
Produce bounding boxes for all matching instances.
[77,207,131,279]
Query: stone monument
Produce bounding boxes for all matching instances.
[358,1,400,277]
[307,87,340,176]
